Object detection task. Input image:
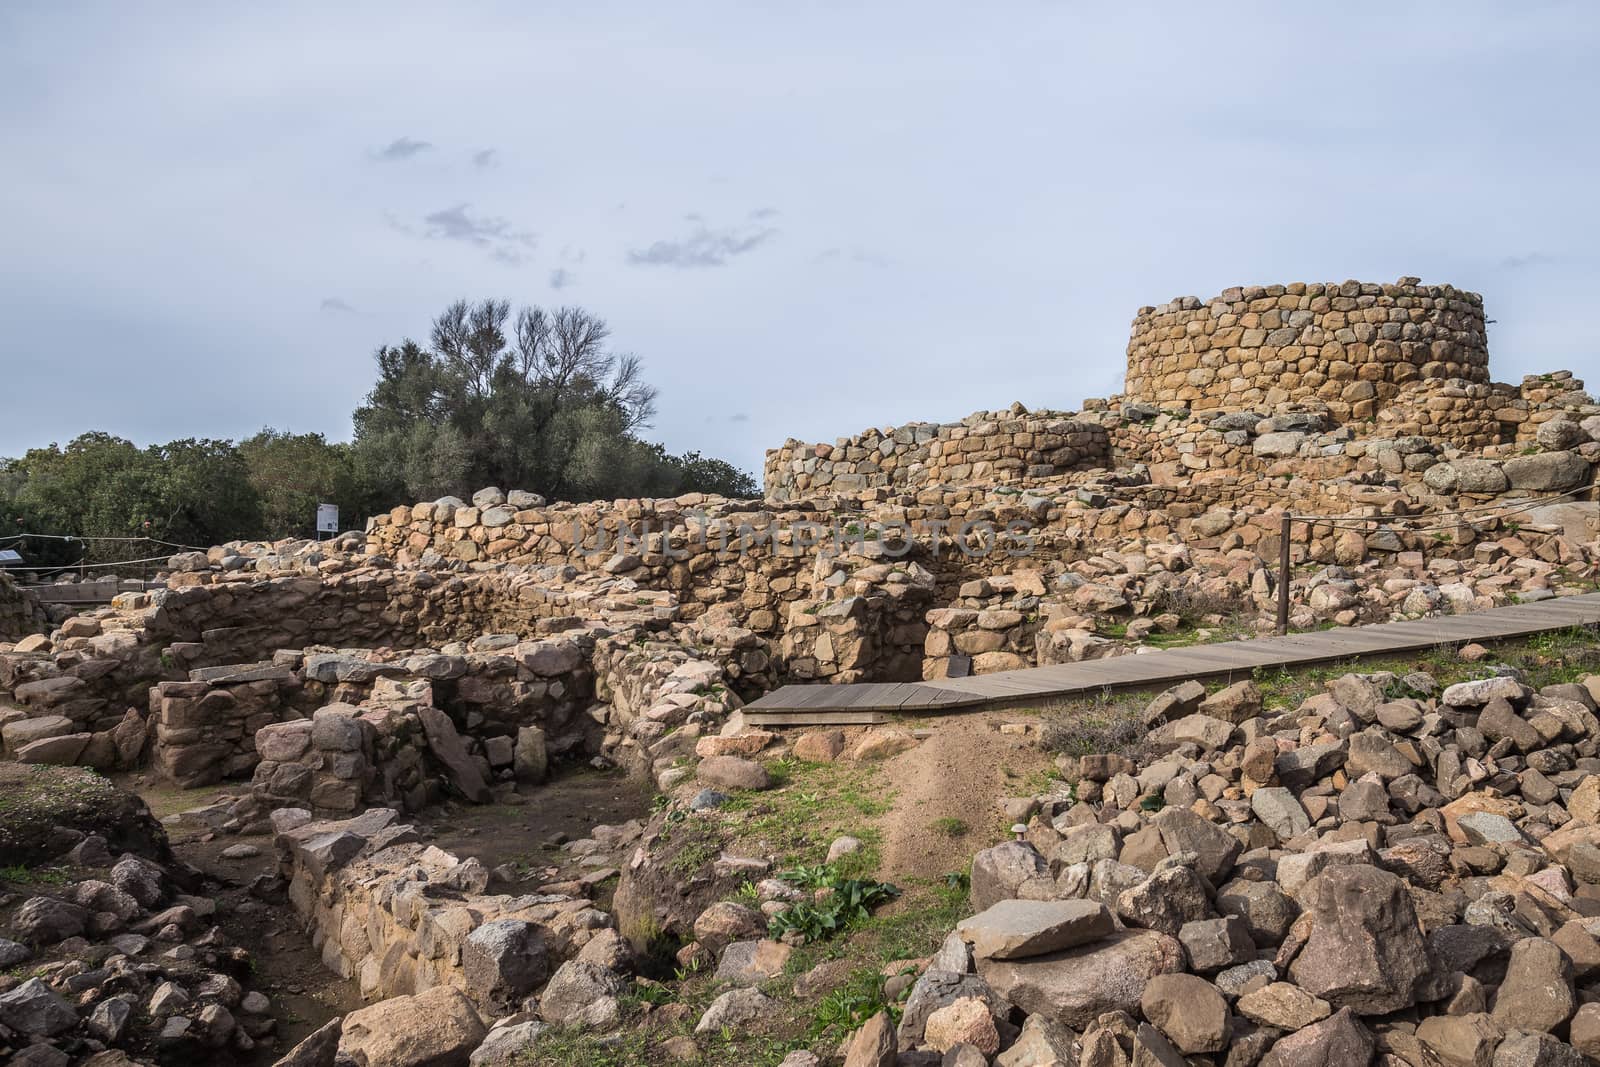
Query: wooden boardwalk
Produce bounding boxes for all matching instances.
[742,591,1600,725]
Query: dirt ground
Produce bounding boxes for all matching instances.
[873,712,1055,884]
[421,766,654,875]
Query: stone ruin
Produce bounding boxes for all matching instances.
[3,278,1598,788]
[0,277,1598,1066]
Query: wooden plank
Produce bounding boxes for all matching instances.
[748,593,1600,722]
[743,710,890,726]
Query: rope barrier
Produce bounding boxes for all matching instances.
[0,532,209,551]
[5,553,177,572]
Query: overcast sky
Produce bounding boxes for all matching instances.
[3,2,1598,475]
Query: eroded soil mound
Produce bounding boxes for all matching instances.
[0,761,170,865]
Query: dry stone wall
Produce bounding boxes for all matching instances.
[0,572,46,640]
[146,635,597,790]
[1122,278,1489,416]
[276,808,617,1005]
[763,409,1110,501]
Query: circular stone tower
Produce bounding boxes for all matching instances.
[1122,278,1489,416]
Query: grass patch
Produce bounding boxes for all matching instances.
[930,817,969,838]
[0,863,71,887]
[713,760,893,875]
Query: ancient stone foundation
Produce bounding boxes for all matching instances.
[1122,278,1489,416]
[0,572,47,640]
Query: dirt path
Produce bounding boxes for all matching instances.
[873,713,1054,884]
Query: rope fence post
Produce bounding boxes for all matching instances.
[1277,512,1292,635]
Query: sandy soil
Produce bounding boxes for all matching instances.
[873,712,1054,884]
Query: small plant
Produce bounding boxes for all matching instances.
[768,878,901,943]
[813,967,897,1036]
[943,870,971,893]
[630,981,675,1007]
[777,863,837,890]
[931,817,968,838]
[1139,794,1166,812]
[732,880,761,906]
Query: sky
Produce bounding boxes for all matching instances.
[2,2,1598,477]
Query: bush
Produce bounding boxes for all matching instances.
[1041,699,1145,759]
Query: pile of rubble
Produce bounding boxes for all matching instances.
[0,767,278,1066]
[853,666,1600,1065]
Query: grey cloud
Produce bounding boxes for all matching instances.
[421,203,537,264]
[549,268,575,289]
[750,207,779,220]
[1501,252,1552,269]
[728,412,750,422]
[628,218,777,268]
[816,246,889,267]
[472,148,498,168]
[319,297,355,313]
[373,136,433,161]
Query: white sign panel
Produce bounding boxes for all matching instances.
[316,504,340,535]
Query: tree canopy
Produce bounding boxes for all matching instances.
[352,299,754,501]
[0,299,757,566]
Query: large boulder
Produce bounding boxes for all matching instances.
[1116,863,1214,936]
[693,901,766,955]
[1288,865,1430,1014]
[416,707,492,804]
[896,970,1010,1048]
[955,899,1112,960]
[0,977,78,1037]
[1152,807,1241,885]
[1503,451,1592,492]
[462,920,549,1012]
[1259,1007,1374,1067]
[12,896,88,945]
[538,960,625,1028]
[694,988,773,1035]
[1139,973,1230,1054]
[1491,937,1575,1034]
[695,756,772,791]
[976,928,1184,1029]
[336,985,487,1067]
[970,842,1049,910]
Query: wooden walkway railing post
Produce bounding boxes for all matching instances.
[1276,512,1291,635]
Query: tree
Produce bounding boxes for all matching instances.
[238,430,384,539]
[0,433,260,564]
[352,299,757,502]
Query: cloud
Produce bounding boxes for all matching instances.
[728,412,750,422]
[627,217,778,268]
[421,203,537,264]
[749,207,780,220]
[472,148,498,168]
[816,245,890,267]
[549,268,575,290]
[373,136,433,161]
[1501,252,1552,270]
[319,297,356,313]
